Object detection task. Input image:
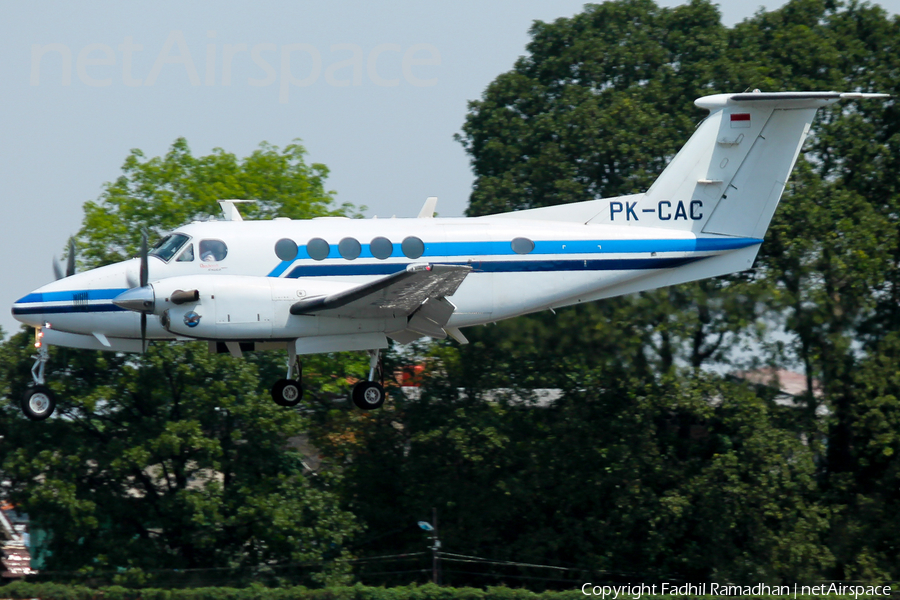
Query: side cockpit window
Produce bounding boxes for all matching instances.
[199,239,228,262]
[149,233,189,262]
[176,244,194,262]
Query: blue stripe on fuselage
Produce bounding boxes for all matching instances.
[15,289,129,305]
[12,288,130,316]
[12,304,125,315]
[283,256,704,278]
[267,237,761,277]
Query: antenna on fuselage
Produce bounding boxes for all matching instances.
[417,196,438,218]
[217,199,257,221]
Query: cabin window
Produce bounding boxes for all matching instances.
[199,239,228,262]
[274,238,298,261]
[307,238,330,260]
[149,233,189,262]
[339,237,361,260]
[402,236,424,259]
[176,244,194,262]
[370,236,393,260]
[511,237,535,254]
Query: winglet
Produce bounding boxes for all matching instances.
[217,199,256,221]
[418,196,438,218]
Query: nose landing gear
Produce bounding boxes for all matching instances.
[22,335,57,421]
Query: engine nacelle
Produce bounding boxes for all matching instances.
[150,275,405,340]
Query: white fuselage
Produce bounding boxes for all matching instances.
[12,214,761,344]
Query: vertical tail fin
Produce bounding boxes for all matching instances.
[588,91,888,237]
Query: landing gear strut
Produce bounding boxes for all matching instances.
[271,343,302,407]
[22,339,56,421]
[352,349,385,410]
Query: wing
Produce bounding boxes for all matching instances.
[290,264,471,320]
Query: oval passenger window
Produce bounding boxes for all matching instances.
[307,238,330,261]
[369,237,393,260]
[401,236,424,259]
[339,237,361,260]
[511,237,535,254]
[274,238,298,261]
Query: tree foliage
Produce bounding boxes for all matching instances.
[75,138,357,269]
[337,0,899,584]
[3,0,900,587]
[1,139,365,585]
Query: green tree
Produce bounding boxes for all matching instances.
[74,138,358,269]
[0,139,364,584]
[828,332,900,580]
[311,362,832,586]
[454,0,785,377]
[448,0,900,582]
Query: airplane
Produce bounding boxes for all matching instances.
[11,90,889,420]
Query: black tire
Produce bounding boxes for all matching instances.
[271,379,302,407]
[21,385,56,421]
[352,381,385,410]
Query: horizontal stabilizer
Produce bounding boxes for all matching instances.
[695,91,890,110]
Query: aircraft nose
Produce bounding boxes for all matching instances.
[11,290,45,327]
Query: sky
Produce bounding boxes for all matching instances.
[2,0,899,338]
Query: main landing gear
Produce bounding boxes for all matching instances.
[271,343,303,407]
[351,349,385,410]
[22,342,57,421]
[270,347,386,411]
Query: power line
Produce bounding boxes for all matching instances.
[346,552,428,563]
[441,569,583,585]
[440,552,582,572]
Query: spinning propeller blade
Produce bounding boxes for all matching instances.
[140,231,148,351]
[140,231,148,287]
[66,238,76,278]
[53,237,76,280]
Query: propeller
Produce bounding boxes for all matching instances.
[112,231,154,353]
[52,237,76,281]
[140,231,148,351]
[66,238,76,277]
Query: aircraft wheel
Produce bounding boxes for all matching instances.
[352,381,385,410]
[271,379,302,407]
[21,385,57,421]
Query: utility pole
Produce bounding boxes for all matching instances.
[431,507,441,585]
[417,509,441,585]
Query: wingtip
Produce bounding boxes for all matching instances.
[839,92,892,100]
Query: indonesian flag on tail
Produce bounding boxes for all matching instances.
[730,113,751,128]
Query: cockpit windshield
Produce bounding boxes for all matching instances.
[149,233,190,262]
